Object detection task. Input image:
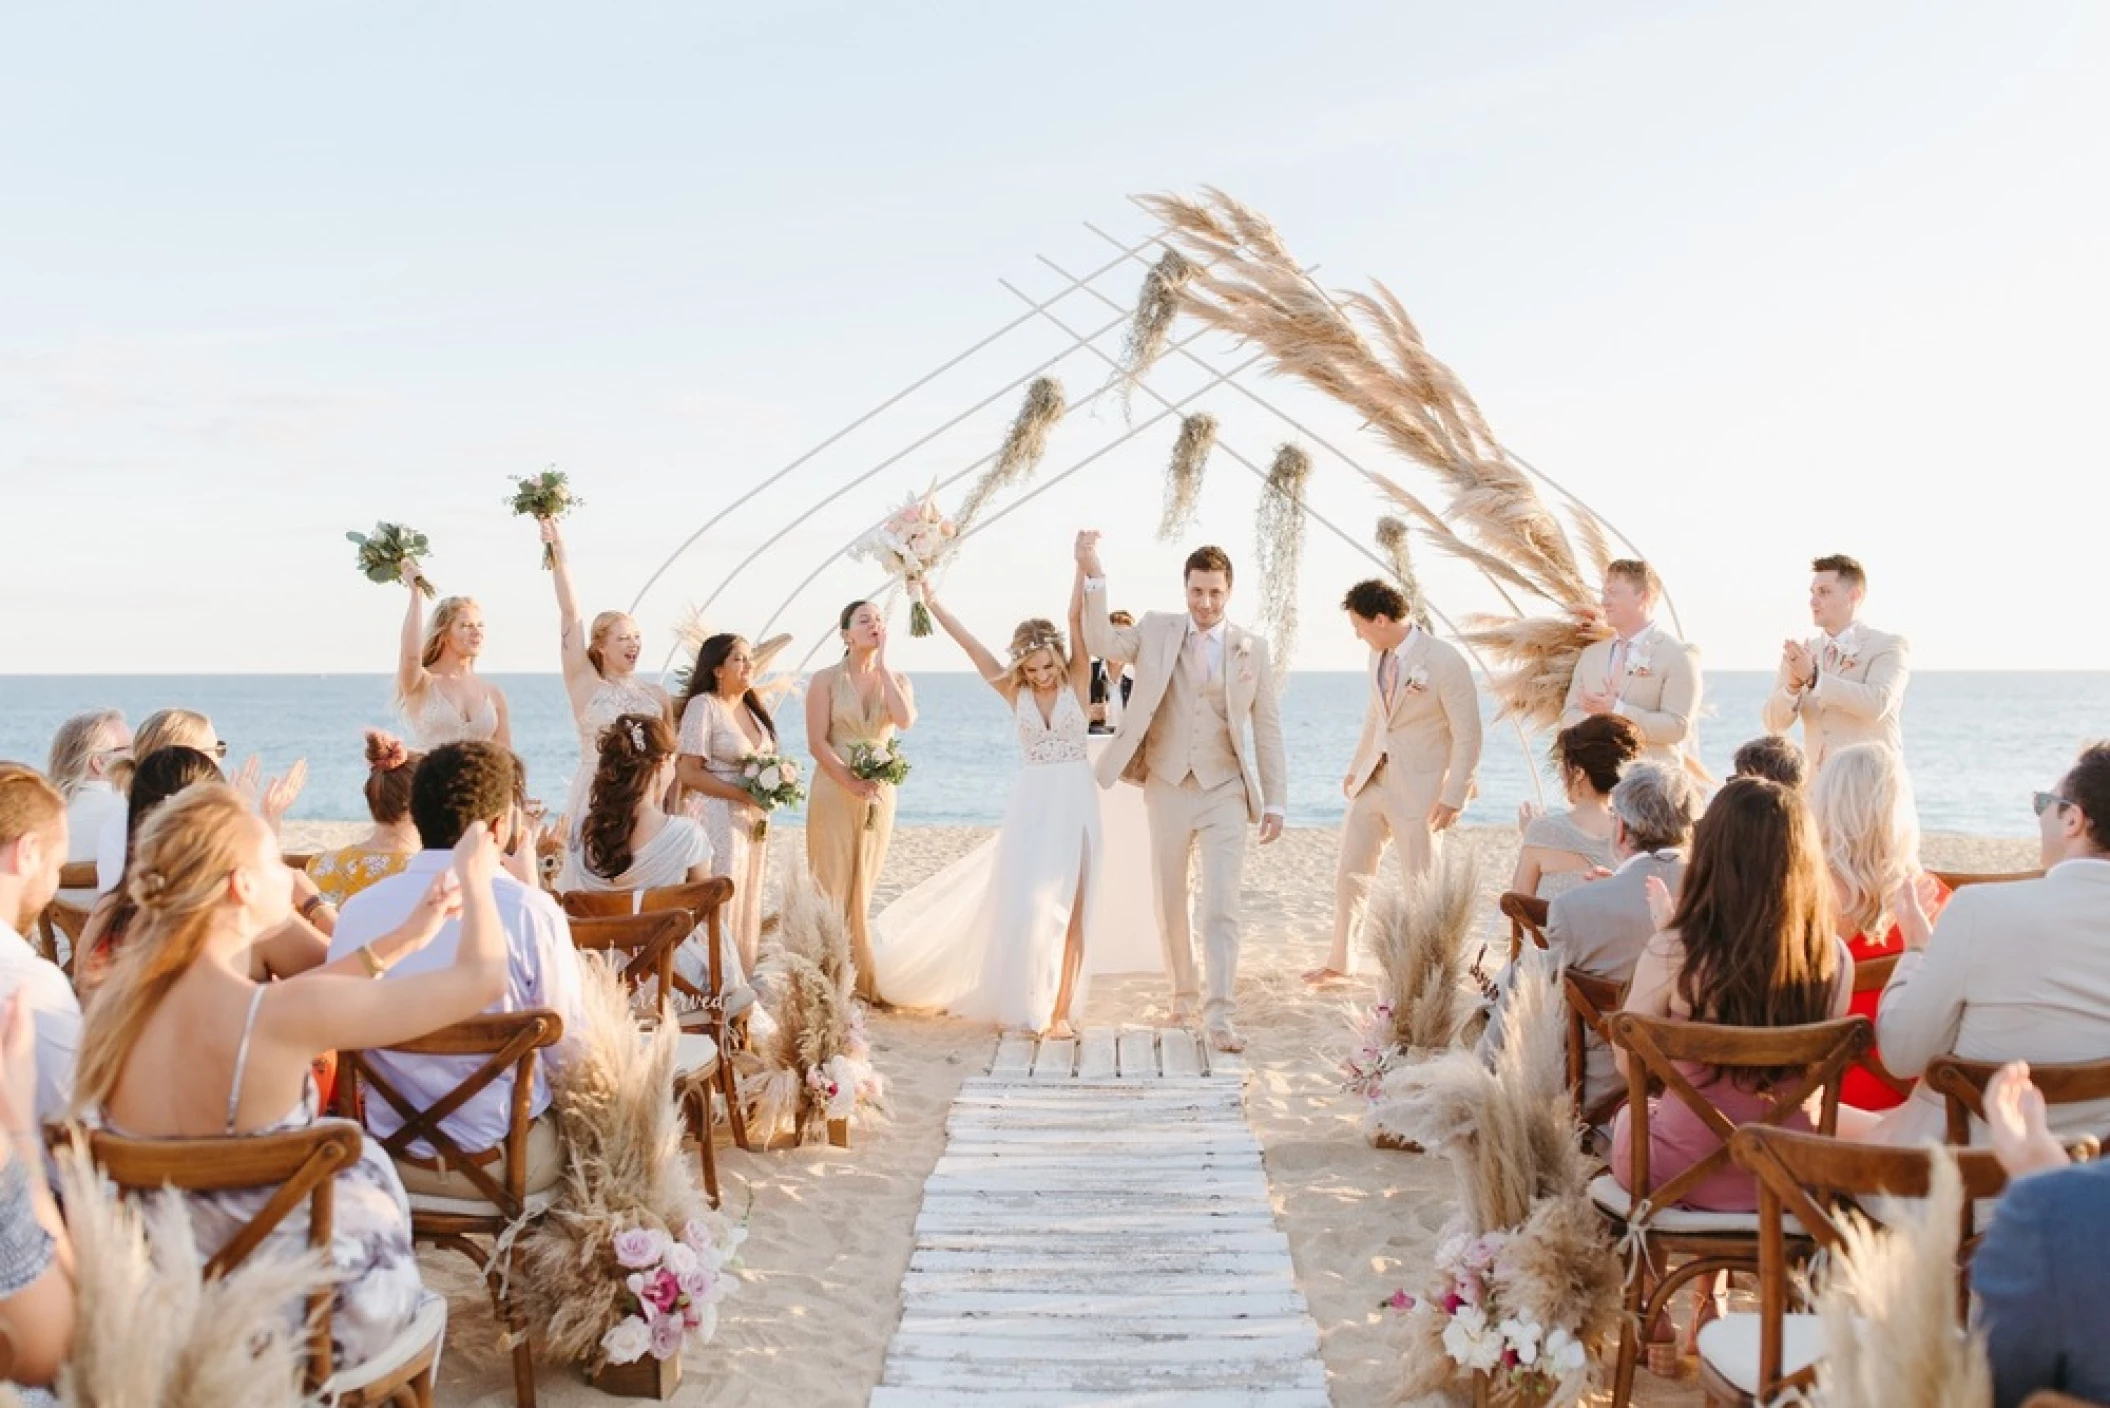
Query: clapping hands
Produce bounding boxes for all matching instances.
[1986,1061,2071,1178]
[1644,874,1676,932]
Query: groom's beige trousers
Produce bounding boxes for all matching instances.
[1143,773,1249,1027]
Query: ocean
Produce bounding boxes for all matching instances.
[3,673,2104,838]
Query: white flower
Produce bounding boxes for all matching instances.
[1441,1304,1503,1373]
[663,1240,701,1277]
[1499,1316,1541,1366]
[1544,1325,1586,1374]
[758,764,782,792]
[600,1315,652,1365]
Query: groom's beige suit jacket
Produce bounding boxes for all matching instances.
[1081,607,1287,823]
[1760,625,1909,771]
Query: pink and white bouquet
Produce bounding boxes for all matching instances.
[598,1216,747,1367]
[803,1050,886,1123]
[1388,1230,1590,1405]
[848,490,956,636]
[1338,999,1403,1128]
[738,753,805,841]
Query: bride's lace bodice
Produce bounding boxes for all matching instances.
[578,677,665,758]
[1017,688,1089,766]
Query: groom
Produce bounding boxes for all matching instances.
[1076,531,1287,1052]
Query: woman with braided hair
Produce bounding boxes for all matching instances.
[869,577,1101,1037]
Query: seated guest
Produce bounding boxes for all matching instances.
[330,741,586,1204]
[568,714,742,1003]
[1484,762,1699,1116]
[77,748,332,998]
[1511,715,1641,900]
[1974,1061,2110,1408]
[46,709,130,869]
[0,766,85,1128]
[1612,777,1853,1212]
[1087,610,1136,735]
[0,992,76,1405]
[1731,734,1806,790]
[1871,742,2110,1146]
[1810,743,1945,1112]
[73,783,506,1372]
[93,708,223,895]
[306,730,424,906]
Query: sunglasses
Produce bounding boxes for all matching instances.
[2033,790,2074,818]
[209,740,230,760]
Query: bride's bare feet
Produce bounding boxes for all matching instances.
[1301,966,1350,985]
[1044,1020,1077,1041]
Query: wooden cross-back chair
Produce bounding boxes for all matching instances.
[1925,1054,2110,1147]
[1499,890,1550,965]
[33,861,100,967]
[337,1009,564,1408]
[1927,867,2042,892]
[71,1119,446,1406]
[559,878,750,1165]
[1595,1012,1873,1408]
[1699,1125,2059,1405]
[562,906,730,1205]
[1563,970,1628,1134]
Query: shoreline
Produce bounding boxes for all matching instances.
[368,822,2036,1407]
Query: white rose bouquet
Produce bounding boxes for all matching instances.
[737,752,805,841]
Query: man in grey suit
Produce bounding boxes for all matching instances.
[1482,761,1700,1112]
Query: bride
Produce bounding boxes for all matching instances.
[870,577,1100,1037]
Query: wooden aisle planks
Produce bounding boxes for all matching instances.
[871,1025,1328,1406]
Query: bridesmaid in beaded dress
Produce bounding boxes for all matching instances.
[538,518,670,830]
[676,633,783,975]
[396,561,511,751]
[804,601,916,1003]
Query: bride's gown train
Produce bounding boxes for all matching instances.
[871,688,1106,1031]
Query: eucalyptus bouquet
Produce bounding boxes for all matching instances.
[346,522,435,599]
[846,739,910,831]
[508,466,584,568]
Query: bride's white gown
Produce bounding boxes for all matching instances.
[872,687,1110,1031]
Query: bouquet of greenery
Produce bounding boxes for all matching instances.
[738,753,806,841]
[508,466,584,568]
[846,740,910,831]
[347,522,435,599]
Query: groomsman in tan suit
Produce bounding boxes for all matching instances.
[1306,578,1482,984]
[1558,559,1701,771]
[1762,554,1909,773]
[1077,533,1288,1052]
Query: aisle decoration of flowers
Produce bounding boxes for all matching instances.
[736,869,887,1144]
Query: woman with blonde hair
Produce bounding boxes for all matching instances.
[805,599,917,1003]
[46,708,131,868]
[395,560,510,750]
[74,784,508,1372]
[535,517,669,830]
[869,576,1099,1036]
[1810,742,1945,1111]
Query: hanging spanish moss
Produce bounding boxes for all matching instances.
[1374,516,1432,630]
[1254,442,1313,677]
[1109,248,1195,420]
[1159,412,1217,541]
[953,376,1066,533]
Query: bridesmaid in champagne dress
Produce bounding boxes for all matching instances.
[804,600,916,1002]
[395,559,511,751]
[538,519,671,828]
[676,633,782,974]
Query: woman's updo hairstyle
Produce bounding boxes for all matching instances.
[362,729,424,827]
[581,713,677,881]
[1552,714,1643,796]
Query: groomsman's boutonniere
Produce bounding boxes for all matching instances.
[1627,642,1654,679]
[1404,665,1430,694]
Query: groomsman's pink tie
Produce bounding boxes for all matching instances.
[1379,649,1399,708]
[1607,637,1629,691]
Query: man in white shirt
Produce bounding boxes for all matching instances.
[0,765,85,1125]
[1873,742,2110,1146]
[330,741,585,1199]
[1557,560,1702,772]
[1761,553,1910,773]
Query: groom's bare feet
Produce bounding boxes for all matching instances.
[1207,1025,1247,1054]
[1301,966,1351,986]
[1169,1002,1196,1027]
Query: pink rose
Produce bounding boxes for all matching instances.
[649,1312,686,1360]
[614,1226,670,1271]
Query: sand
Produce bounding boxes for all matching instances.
[281,820,2037,1407]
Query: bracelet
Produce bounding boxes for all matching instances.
[357,944,388,979]
[300,893,331,920]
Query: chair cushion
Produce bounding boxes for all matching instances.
[674,1033,720,1081]
[406,1185,558,1220]
[1589,1172,1806,1236]
[1695,1312,1826,1394]
[322,1290,448,1396]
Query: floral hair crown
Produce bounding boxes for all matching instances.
[1010,627,1065,664]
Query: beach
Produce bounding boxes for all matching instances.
[281,820,2038,1407]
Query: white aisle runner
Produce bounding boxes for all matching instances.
[870,1026,1329,1406]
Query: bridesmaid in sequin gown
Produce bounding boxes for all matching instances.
[676,634,782,974]
[538,518,671,827]
[804,601,916,1003]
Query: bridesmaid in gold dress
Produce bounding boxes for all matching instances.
[804,600,916,1002]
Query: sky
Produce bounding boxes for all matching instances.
[4,2,2107,678]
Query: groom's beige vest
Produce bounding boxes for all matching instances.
[1145,647,1241,791]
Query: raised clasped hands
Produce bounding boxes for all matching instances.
[1781,639,1815,690]
[1073,529,1103,578]
[1644,874,1676,932]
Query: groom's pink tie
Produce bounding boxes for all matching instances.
[1186,629,1208,684]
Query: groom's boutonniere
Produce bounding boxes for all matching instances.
[1233,636,1256,684]
[1404,665,1430,694]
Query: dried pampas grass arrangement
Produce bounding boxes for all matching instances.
[1374,516,1432,630]
[954,376,1066,533]
[49,1136,328,1407]
[1110,248,1194,418]
[1814,1151,1992,1408]
[1137,186,1627,731]
[511,957,733,1368]
[1160,413,1217,541]
[1253,442,1312,681]
[738,868,886,1144]
[1367,848,1480,1057]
